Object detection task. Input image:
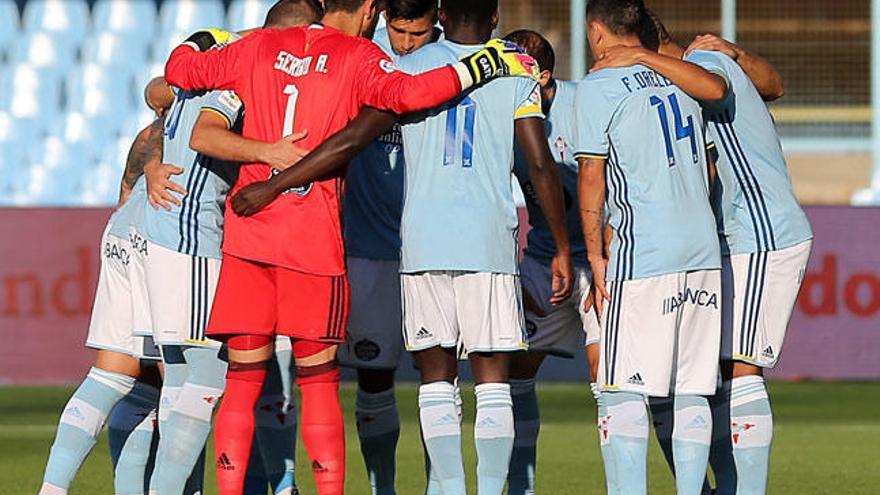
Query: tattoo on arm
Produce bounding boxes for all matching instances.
[121,116,165,191]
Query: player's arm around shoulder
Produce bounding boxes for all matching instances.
[592,45,727,102]
[190,91,308,171]
[687,34,784,101]
[165,28,258,92]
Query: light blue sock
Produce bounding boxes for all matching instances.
[728,375,773,495]
[41,367,135,493]
[149,345,187,494]
[152,346,226,495]
[419,381,465,494]
[108,381,160,495]
[474,383,515,495]
[593,383,619,494]
[650,396,715,495]
[424,380,461,495]
[672,395,713,495]
[253,347,298,494]
[356,387,400,495]
[507,379,539,495]
[598,391,649,495]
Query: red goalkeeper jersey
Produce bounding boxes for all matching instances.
[164,24,463,275]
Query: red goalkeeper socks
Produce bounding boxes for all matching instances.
[298,365,345,495]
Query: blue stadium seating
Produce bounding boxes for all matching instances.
[0,1,20,61]
[158,0,226,37]
[0,64,61,123]
[82,32,150,72]
[150,31,190,66]
[227,0,274,32]
[22,0,90,45]
[93,0,158,43]
[49,111,120,152]
[66,63,134,126]
[12,32,78,76]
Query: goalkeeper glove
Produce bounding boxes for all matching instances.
[453,38,541,89]
[182,28,234,52]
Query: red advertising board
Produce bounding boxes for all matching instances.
[0,206,877,384]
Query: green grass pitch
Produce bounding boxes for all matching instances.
[2,382,878,494]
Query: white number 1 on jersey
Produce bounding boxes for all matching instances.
[282,84,299,137]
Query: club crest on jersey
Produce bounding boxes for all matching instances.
[379,58,398,74]
[661,287,718,315]
[269,169,312,196]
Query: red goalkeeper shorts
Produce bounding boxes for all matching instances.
[207,254,349,343]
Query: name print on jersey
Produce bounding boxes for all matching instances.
[621,70,674,93]
[273,51,329,77]
[662,287,719,316]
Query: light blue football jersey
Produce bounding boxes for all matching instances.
[108,177,147,239]
[343,28,406,260]
[685,50,813,255]
[396,40,544,274]
[140,88,243,259]
[575,65,720,282]
[513,80,588,268]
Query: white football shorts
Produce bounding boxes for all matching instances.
[87,223,160,360]
[402,271,527,354]
[128,227,153,338]
[519,255,600,358]
[338,257,403,370]
[722,240,812,368]
[144,240,221,348]
[598,269,722,397]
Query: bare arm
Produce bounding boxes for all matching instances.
[190,111,308,171]
[230,108,398,216]
[118,117,163,205]
[592,46,727,102]
[144,77,175,116]
[578,156,610,316]
[687,34,784,101]
[516,117,572,303]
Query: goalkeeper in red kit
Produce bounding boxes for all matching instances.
[163,0,539,493]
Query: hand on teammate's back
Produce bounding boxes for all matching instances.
[550,253,574,305]
[259,130,309,172]
[145,160,187,210]
[686,34,740,59]
[591,45,651,72]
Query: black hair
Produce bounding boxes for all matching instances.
[505,29,555,74]
[388,0,437,21]
[641,9,672,51]
[585,0,646,37]
[264,0,323,27]
[324,0,369,13]
[440,0,497,25]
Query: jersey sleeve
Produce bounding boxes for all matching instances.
[514,79,544,120]
[200,90,244,129]
[685,50,732,88]
[354,41,463,115]
[574,78,615,160]
[165,33,262,93]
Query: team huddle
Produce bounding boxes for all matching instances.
[37,0,813,494]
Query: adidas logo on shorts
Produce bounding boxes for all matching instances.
[762,346,775,359]
[627,373,645,386]
[416,327,432,340]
